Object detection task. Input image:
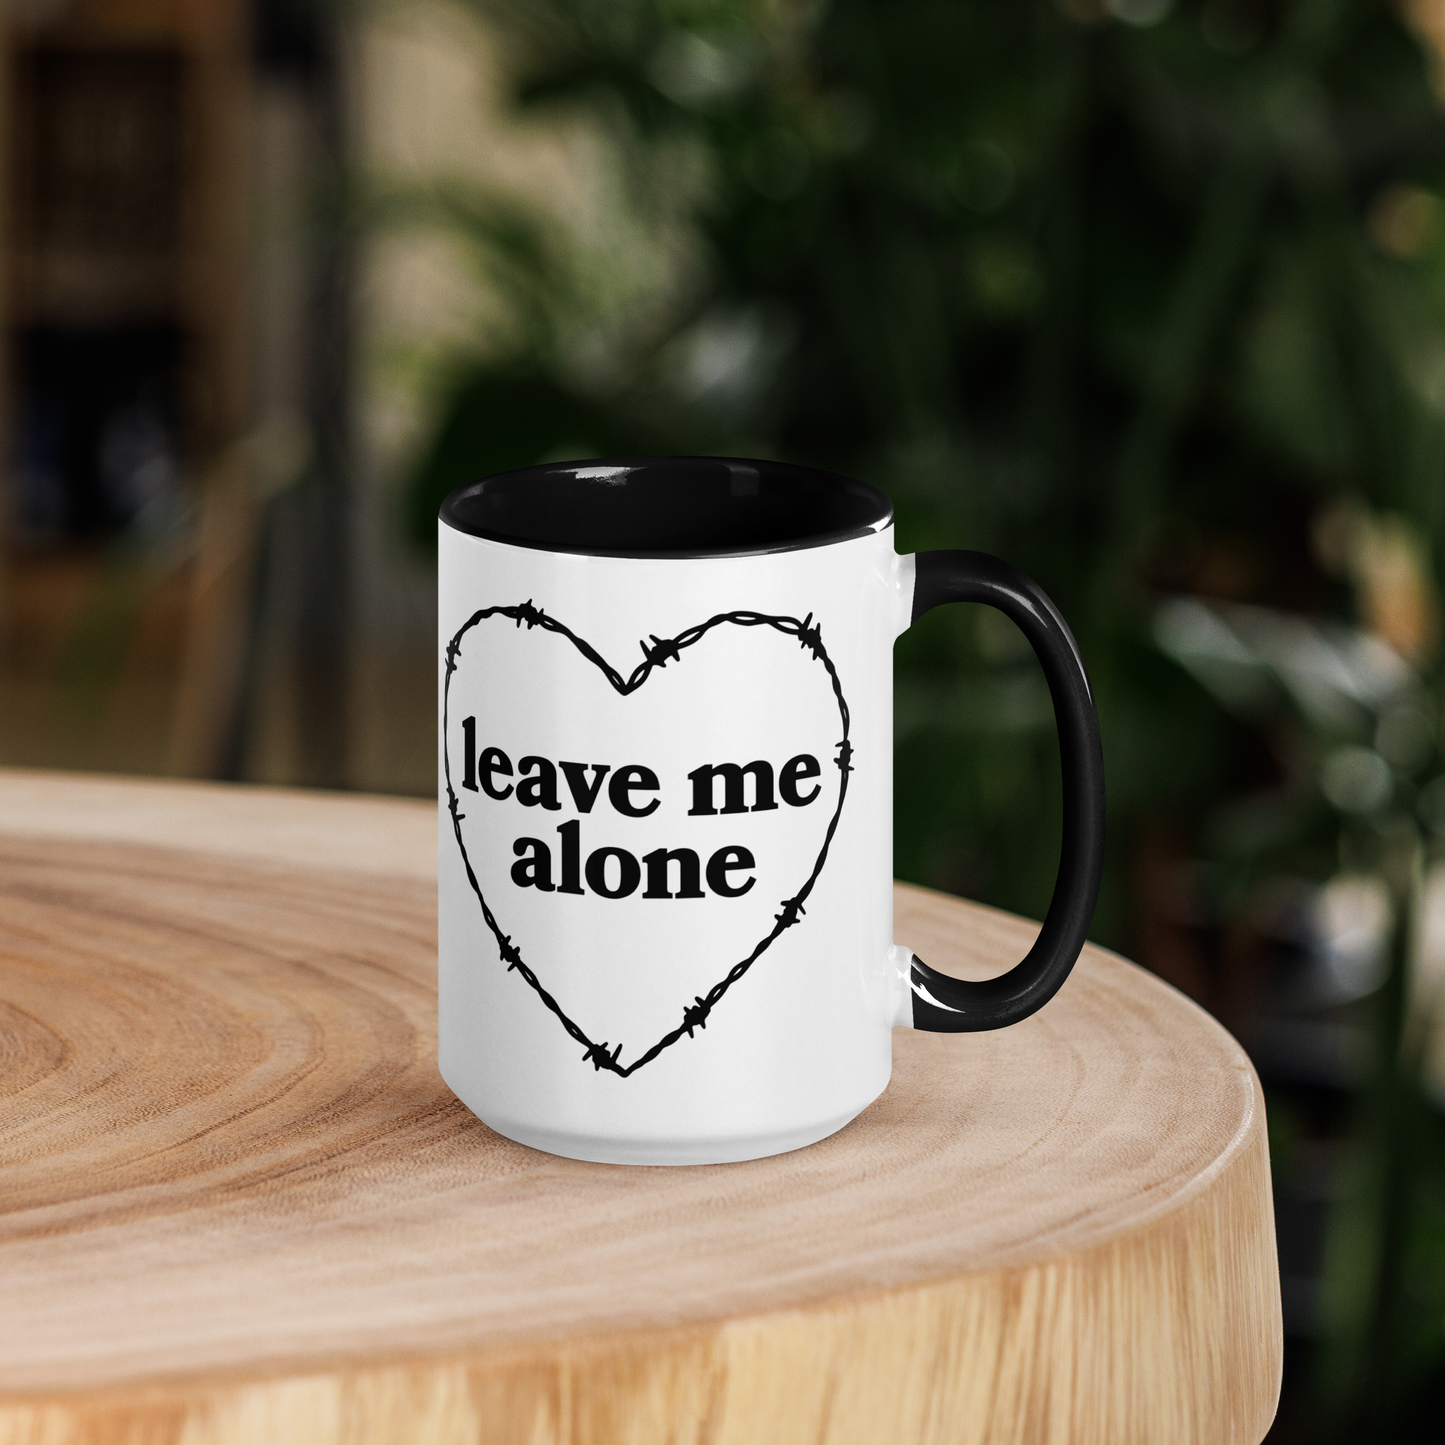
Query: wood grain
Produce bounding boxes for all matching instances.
[0,770,1281,1444]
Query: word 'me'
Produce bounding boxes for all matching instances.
[456,722,820,901]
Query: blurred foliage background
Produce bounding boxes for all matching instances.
[7,0,1445,1436]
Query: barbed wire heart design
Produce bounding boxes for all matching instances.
[443,601,853,1077]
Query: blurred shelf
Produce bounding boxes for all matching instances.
[4,252,178,325]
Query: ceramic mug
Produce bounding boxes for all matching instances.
[438,456,1104,1165]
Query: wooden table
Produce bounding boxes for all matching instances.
[0,771,1281,1445]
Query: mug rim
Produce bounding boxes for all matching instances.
[438,455,894,560]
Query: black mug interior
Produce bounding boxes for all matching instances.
[439,456,893,559]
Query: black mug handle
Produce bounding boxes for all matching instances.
[904,551,1106,1031]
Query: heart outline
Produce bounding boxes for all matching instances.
[443,600,853,1076]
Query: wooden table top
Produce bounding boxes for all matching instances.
[0,770,1281,1445]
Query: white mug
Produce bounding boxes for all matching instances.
[438,457,1104,1165]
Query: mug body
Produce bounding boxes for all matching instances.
[437,459,911,1164]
